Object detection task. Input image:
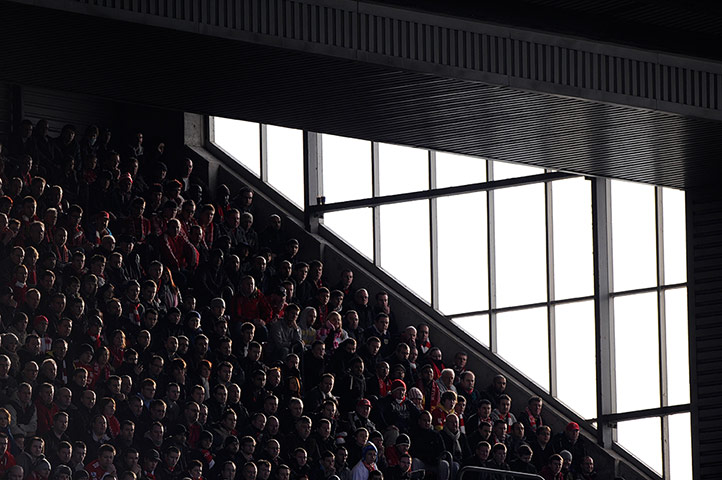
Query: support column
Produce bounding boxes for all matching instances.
[686,188,722,480]
[592,178,615,448]
[303,131,323,233]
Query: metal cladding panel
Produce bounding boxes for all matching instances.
[688,190,722,479]
[22,87,118,138]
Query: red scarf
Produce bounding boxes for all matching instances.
[524,407,541,430]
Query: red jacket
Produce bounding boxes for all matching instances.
[0,451,16,476]
[230,290,272,325]
[34,399,59,435]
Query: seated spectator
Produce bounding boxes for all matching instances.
[575,456,597,480]
[490,394,517,433]
[509,444,537,474]
[436,368,456,396]
[540,453,564,480]
[350,443,377,480]
[481,374,507,410]
[463,440,491,468]
[485,442,511,473]
[530,426,554,472]
[268,304,303,362]
[552,422,587,474]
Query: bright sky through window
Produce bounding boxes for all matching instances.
[212,120,691,480]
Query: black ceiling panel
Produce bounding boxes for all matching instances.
[1,1,721,190]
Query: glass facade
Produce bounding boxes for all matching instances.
[211,117,691,479]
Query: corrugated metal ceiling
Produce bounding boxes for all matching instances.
[1,1,721,190]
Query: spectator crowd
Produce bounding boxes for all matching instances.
[0,118,599,480]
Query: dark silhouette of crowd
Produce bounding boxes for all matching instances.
[0,118,598,480]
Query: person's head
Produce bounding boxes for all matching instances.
[492,420,507,441]
[498,394,511,414]
[276,465,291,480]
[57,441,72,464]
[295,416,312,439]
[81,389,96,410]
[510,422,524,439]
[476,441,491,461]
[565,422,580,443]
[548,454,563,474]
[0,408,10,429]
[528,396,543,416]
[536,425,552,444]
[374,313,389,333]
[418,410,432,430]
[222,409,238,430]
[311,340,326,360]
[91,414,107,436]
[6,466,23,480]
[241,462,257,480]
[361,443,377,465]
[141,378,157,399]
[440,391,457,410]
[53,412,69,433]
[221,461,237,480]
[185,401,200,424]
[98,444,115,468]
[460,371,475,391]
[444,413,460,435]
[479,399,492,419]
[581,456,594,474]
[119,420,135,441]
[164,446,181,468]
[492,374,507,393]
[28,437,44,457]
[491,443,507,464]
[293,448,307,467]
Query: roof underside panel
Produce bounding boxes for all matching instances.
[1,1,721,190]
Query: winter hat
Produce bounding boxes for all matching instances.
[362,443,378,459]
[396,434,411,446]
[391,379,406,392]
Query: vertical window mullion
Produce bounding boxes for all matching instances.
[546,179,557,396]
[371,142,381,266]
[656,188,672,478]
[487,161,497,352]
[260,124,268,182]
[429,151,439,309]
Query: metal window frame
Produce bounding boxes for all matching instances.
[209,118,691,479]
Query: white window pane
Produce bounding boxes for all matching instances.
[614,293,660,412]
[663,187,687,284]
[616,418,662,475]
[380,201,431,302]
[492,160,544,180]
[452,314,489,347]
[378,143,428,195]
[437,192,488,314]
[212,117,261,176]
[322,134,372,202]
[497,307,549,391]
[669,413,692,480]
[552,178,594,299]
[665,287,690,405]
[555,301,597,419]
[611,180,657,291]
[435,151,486,188]
[266,125,304,208]
[324,208,374,260]
[494,183,547,308]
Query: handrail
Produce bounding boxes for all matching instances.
[458,466,544,480]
